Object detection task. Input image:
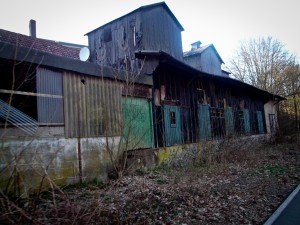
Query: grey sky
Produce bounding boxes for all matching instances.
[1,0,299,63]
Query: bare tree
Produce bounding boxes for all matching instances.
[227,36,296,96]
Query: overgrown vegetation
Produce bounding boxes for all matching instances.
[0,138,299,224]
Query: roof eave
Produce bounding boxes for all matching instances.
[135,50,283,101]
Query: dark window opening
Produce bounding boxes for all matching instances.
[234,110,245,135]
[0,62,38,127]
[0,64,64,129]
[210,107,225,139]
[170,111,176,127]
[269,114,276,132]
[197,89,206,104]
[103,27,112,42]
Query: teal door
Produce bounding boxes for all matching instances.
[224,108,234,136]
[163,105,182,146]
[257,111,264,134]
[122,97,153,149]
[198,104,212,140]
[243,109,251,134]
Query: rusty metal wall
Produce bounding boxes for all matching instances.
[63,72,122,138]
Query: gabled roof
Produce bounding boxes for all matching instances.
[0,29,80,60]
[183,44,224,63]
[85,2,184,35]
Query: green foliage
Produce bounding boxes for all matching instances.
[258,165,290,176]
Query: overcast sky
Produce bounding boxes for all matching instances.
[1,0,299,64]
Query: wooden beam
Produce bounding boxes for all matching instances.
[0,89,63,98]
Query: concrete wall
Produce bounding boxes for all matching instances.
[264,100,278,133]
[126,134,270,172]
[0,127,120,195]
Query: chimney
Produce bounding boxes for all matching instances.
[29,19,36,38]
[191,41,201,50]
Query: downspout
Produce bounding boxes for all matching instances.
[77,137,83,183]
[152,72,158,148]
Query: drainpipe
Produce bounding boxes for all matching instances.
[77,137,83,183]
[152,72,158,148]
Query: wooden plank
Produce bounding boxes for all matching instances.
[0,89,63,98]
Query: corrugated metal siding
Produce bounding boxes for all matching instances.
[163,105,182,146]
[243,109,251,134]
[122,97,153,149]
[37,68,64,124]
[224,108,234,136]
[257,111,264,134]
[198,104,211,140]
[142,7,183,61]
[63,72,122,138]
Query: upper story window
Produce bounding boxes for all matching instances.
[103,27,112,42]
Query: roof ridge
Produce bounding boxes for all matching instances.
[0,28,80,60]
[85,1,184,35]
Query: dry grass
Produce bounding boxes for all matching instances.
[0,139,299,225]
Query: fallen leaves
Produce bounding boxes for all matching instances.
[1,142,299,224]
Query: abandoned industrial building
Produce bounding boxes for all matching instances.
[0,2,282,191]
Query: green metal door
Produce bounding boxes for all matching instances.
[257,111,264,134]
[163,105,182,146]
[243,109,251,134]
[122,97,153,149]
[198,104,212,140]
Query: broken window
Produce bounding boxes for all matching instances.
[0,63,63,135]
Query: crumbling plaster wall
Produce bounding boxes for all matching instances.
[0,127,120,195]
[264,100,278,133]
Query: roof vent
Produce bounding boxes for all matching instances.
[29,19,36,38]
[191,41,201,50]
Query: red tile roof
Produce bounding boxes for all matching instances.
[0,29,80,60]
